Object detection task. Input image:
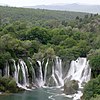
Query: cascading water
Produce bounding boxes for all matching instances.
[36,61,44,87]
[5,61,10,77]
[64,57,91,100]
[19,59,29,87]
[65,57,91,88]
[28,57,36,84]
[44,57,63,87]
[12,59,19,84]
[3,56,91,100]
[11,59,30,90]
[81,60,91,83]
[49,61,59,86]
[54,56,63,86]
[5,57,91,88]
[44,59,49,84]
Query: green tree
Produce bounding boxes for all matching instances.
[26,27,51,44]
[60,37,77,48]
[92,35,100,49]
[88,49,100,78]
[83,75,100,100]
[0,52,11,69]
[77,40,91,57]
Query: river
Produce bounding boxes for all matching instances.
[0,88,72,100]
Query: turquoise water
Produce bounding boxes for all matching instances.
[0,88,72,100]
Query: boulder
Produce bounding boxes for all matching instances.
[64,80,79,95]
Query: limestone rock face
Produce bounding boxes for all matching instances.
[47,76,57,87]
[64,80,79,95]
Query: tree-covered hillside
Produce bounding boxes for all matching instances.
[0,6,89,28]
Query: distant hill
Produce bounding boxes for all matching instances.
[26,3,100,14]
[0,6,88,25]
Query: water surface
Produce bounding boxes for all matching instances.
[0,88,72,100]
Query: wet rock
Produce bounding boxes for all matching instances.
[64,80,79,95]
[47,76,57,87]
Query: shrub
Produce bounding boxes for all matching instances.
[0,77,18,93]
[83,75,100,100]
[7,79,18,92]
[91,95,100,100]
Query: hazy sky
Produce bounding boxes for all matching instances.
[0,0,100,7]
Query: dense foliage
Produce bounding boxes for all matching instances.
[83,49,100,100]
[88,49,100,78]
[83,75,100,100]
[0,76,22,93]
[91,95,100,100]
[0,6,100,94]
[0,6,88,28]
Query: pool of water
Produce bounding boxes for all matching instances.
[0,88,72,100]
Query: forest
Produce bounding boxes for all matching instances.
[0,6,100,100]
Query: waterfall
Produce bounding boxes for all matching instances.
[65,57,91,88]
[3,56,91,93]
[12,59,19,84]
[1,56,91,100]
[54,56,63,86]
[36,61,44,87]
[46,57,64,87]
[81,60,91,83]
[63,57,91,100]
[28,57,36,83]
[19,59,29,87]
[34,57,63,87]
[51,61,59,86]
[11,59,30,90]
[5,61,10,77]
[44,59,49,84]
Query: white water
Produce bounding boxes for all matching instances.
[64,57,91,100]
[12,59,19,84]
[28,57,36,83]
[36,61,44,87]
[81,61,91,83]
[65,57,91,87]
[19,59,29,87]
[55,56,63,86]
[47,57,63,87]
[5,61,10,77]
[11,59,30,90]
[44,59,49,83]
[51,62,59,86]
[3,57,91,99]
